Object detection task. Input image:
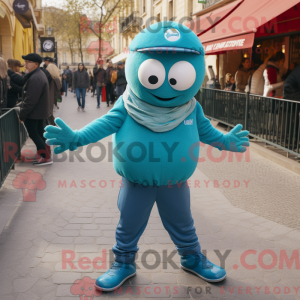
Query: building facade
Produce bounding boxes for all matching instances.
[0,0,44,64]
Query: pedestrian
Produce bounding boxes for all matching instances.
[263,51,285,97]
[224,73,235,91]
[63,66,72,96]
[245,54,272,95]
[235,58,251,92]
[94,60,106,108]
[92,64,98,98]
[7,59,23,108]
[73,63,90,112]
[19,53,52,166]
[0,57,10,110]
[116,61,127,98]
[106,60,115,105]
[46,60,62,125]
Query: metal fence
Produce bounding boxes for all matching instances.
[196,88,300,158]
[0,109,28,188]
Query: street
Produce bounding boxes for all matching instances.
[0,91,299,299]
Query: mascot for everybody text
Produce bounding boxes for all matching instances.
[44,22,249,291]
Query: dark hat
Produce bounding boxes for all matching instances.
[22,53,43,64]
[117,61,123,65]
[44,56,54,62]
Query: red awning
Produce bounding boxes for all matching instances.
[200,0,300,54]
[203,32,255,54]
[186,0,243,36]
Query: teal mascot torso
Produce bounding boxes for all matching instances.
[74,22,229,186]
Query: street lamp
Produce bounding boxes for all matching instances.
[47,27,53,36]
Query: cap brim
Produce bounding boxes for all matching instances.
[136,47,202,55]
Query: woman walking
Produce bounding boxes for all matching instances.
[73,63,89,112]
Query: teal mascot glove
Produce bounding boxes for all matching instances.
[223,124,250,153]
[44,118,80,154]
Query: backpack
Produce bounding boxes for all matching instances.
[111,71,117,84]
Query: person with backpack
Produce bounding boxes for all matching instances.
[106,60,115,106]
[116,61,127,98]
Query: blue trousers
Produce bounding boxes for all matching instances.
[75,88,86,108]
[64,81,69,96]
[112,178,201,264]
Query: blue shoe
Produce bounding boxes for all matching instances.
[180,253,226,283]
[95,261,136,292]
[97,105,100,108]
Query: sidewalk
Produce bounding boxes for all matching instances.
[0,92,299,300]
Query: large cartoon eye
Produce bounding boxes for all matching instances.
[138,59,165,89]
[168,61,196,91]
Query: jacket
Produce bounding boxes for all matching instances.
[106,66,114,84]
[247,63,267,96]
[47,63,62,113]
[235,68,250,92]
[283,65,300,101]
[0,76,9,108]
[7,72,23,108]
[94,67,107,85]
[116,68,127,86]
[263,62,284,97]
[63,69,73,84]
[19,68,51,121]
[224,82,236,91]
[73,69,90,89]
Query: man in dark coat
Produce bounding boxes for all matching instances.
[20,53,52,166]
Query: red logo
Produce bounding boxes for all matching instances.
[71,277,102,300]
[13,170,46,202]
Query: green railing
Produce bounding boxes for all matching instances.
[0,109,28,188]
[196,88,300,158]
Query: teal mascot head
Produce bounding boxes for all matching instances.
[125,22,205,108]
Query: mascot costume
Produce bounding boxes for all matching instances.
[44,22,249,291]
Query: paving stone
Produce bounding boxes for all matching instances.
[69,218,92,224]
[152,273,177,284]
[52,272,82,284]
[13,277,39,293]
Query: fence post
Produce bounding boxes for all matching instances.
[245,92,249,130]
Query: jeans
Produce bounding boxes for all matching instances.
[24,119,48,159]
[75,88,86,108]
[112,178,201,264]
[96,85,102,106]
[64,80,69,96]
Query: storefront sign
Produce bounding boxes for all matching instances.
[202,33,255,54]
[13,0,29,14]
[40,37,55,53]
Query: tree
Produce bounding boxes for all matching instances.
[81,0,134,61]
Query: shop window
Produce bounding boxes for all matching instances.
[72,53,76,64]
[142,0,146,13]
[63,52,66,63]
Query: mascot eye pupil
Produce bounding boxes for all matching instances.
[149,75,158,85]
[24,180,27,184]
[170,78,177,85]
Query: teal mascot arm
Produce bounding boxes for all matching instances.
[44,97,127,154]
[196,102,250,153]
